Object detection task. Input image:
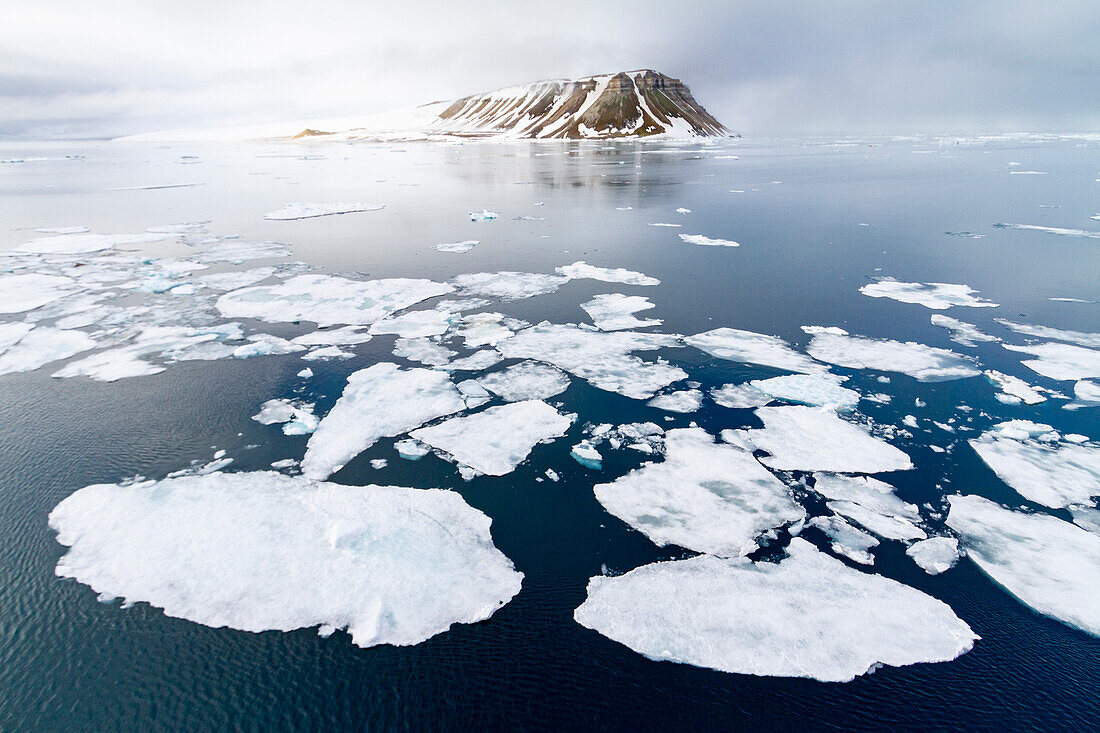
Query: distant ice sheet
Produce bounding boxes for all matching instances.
[995,223,1100,238]
[263,203,385,220]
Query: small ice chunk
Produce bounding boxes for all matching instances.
[810,515,879,565]
[545,469,560,482]
[930,315,1000,347]
[746,406,913,473]
[478,362,569,402]
[555,261,659,286]
[450,271,568,301]
[301,363,465,479]
[859,279,998,310]
[468,209,499,222]
[455,379,491,409]
[678,234,739,247]
[292,327,373,347]
[456,312,520,347]
[301,346,353,361]
[435,240,479,253]
[807,332,980,381]
[582,294,661,331]
[907,537,960,575]
[571,441,603,469]
[947,494,1100,636]
[574,539,976,682]
[593,427,804,557]
[233,335,305,359]
[411,400,572,476]
[394,438,430,460]
[263,202,384,220]
[687,328,824,374]
[370,459,388,470]
[252,399,319,435]
[646,389,703,413]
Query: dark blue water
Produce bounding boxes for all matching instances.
[0,137,1098,730]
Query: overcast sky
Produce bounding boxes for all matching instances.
[3,0,1098,139]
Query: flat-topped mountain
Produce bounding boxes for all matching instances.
[120,70,731,142]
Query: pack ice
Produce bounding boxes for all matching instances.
[49,472,522,647]
[477,361,570,402]
[1002,342,1100,381]
[686,328,823,374]
[574,538,976,682]
[806,332,980,381]
[0,274,77,314]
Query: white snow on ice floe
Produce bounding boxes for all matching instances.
[983,370,1046,405]
[747,406,913,473]
[394,438,430,460]
[263,203,384,220]
[0,327,96,376]
[807,331,980,381]
[368,309,451,338]
[678,234,739,247]
[411,400,572,476]
[593,427,803,557]
[947,494,1100,637]
[443,349,502,372]
[435,240,479,253]
[555,261,660,286]
[646,389,703,413]
[15,232,167,255]
[188,241,291,264]
[930,314,1000,347]
[686,328,824,374]
[749,373,860,410]
[301,363,465,479]
[291,326,373,347]
[450,271,567,300]
[1002,341,1100,381]
[811,474,926,541]
[498,323,685,400]
[455,312,524,348]
[477,361,569,402]
[710,383,773,409]
[49,471,522,647]
[468,210,499,222]
[582,294,661,331]
[907,537,960,575]
[196,268,277,291]
[810,515,879,565]
[393,337,455,366]
[0,273,77,314]
[968,426,1099,509]
[252,399,319,435]
[995,319,1100,349]
[217,274,452,327]
[859,279,998,310]
[574,538,976,681]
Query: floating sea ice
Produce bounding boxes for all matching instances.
[108,182,203,190]
[411,400,572,476]
[52,325,240,381]
[582,294,661,332]
[291,326,373,347]
[809,515,879,565]
[0,322,34,352]
[15,232,167,255]
[217,274,452,327]
[0,326,96,376]
[930,314,1000,347]
[233,335,305,359]
[393,338,455,367]
[649,222,682,227]
[571,440,603,469]
[574,538,976,681]
[994,319,1100,349]
[188,241,292,265]
[983,370,1046,405]
[1066,380,1100,409]
[678,234,739,247]
[468,209,499,222]
[478,361,569,402]
[749,373,860,410]
[455,379,491,408]
[686,328,824,374]
[33,226,89,234]
[555,261,660,286]
[263,203,384,220]
[435,240,479,253]
[370,459,388,470]
[710,383,773,409]
[968,427,1099,509]
[747,406,913,473]
[49,472,522,647]
[443,350,502,372]
[195,268,277,291]
[369,309,451,339]
[646,389,703,413]
[811,474,926,541]
[301,346,353,361]
[498,323,685,400]
[394,438,430,460]
[593,427,803,556]
[456,312,523,347]
[0,273,77,314]
[994,223,1100,238]
[947,494,1100,636]
[859,279,998,310]
[450,271,568,300]
[252,399,319,435]
[1002,341,1100,381]
[907,537,960,575]
[297,367,313,378]
[806,332,980,381]
[301,363,465,479]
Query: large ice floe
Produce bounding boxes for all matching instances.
[811,474,926,541]
[746,406,913,473]
[450,271,568,300]
[0,273,77,313]
[555,261,660,286]
[859,279,998,310]
[806,331,980,381]
[49,471,522,647]
[574,538,977,681]
[0,326,96,376]
[263,203,385,220]
[593,427,803,556]
[410,400,572,476]
[52,324,246,381]
[301,363,465,479]
[968,422,1099,510]
[686,328,823,374]
[947,494,1100,637]
[930,314,1000,347]
[216,274,453,327]
[994,319,1100,349]
[497,323,685,400]
[748,373,860,410]
[476,361,570,402]
[581,294,661,331]
[1002,342,1100,381]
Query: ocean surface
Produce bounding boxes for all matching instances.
[0,135,1098,730]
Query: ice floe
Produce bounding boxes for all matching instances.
[1002,342,1100,381]
[806,332,980,381]
[369,310,451,338]
[394,438,430,460]
[15,232,166,255]
[686,328,823,374]
[995,319,1100,349]
[498,323,685,400]
[0,326,96,376]
[252,399,319,435]
[747,407,913,473]
[263,203,384,220]
[468,209,499,222]
[678,234,739,247]
[443,350,502,372]
[301,363,465,479]
[810,515,879,565]
[574,539,976,681]
[859,279,998,310]
[52,324,244,381]
[555,261,660,286]
[477,361,569,402]
[983,370,1046,405]
[968,426,1099,509]
[947,495,1100,636]
[907,537,960,575]
[930,314,1000,347]
[410,400,572,476]
[581,294,661,331]
[748,373,860,410]
[994,223,1100,238]
[291,326,373,347]
[710,383,773,409]
[811,474,925,541]
[393,337,455,366]
[49,471,522,647]
[593,428,803,556]
[450,271,568,300]
[456,312,523,347]
[0,273,77,313]
[646,389,703,413]
[435,240,479,253]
